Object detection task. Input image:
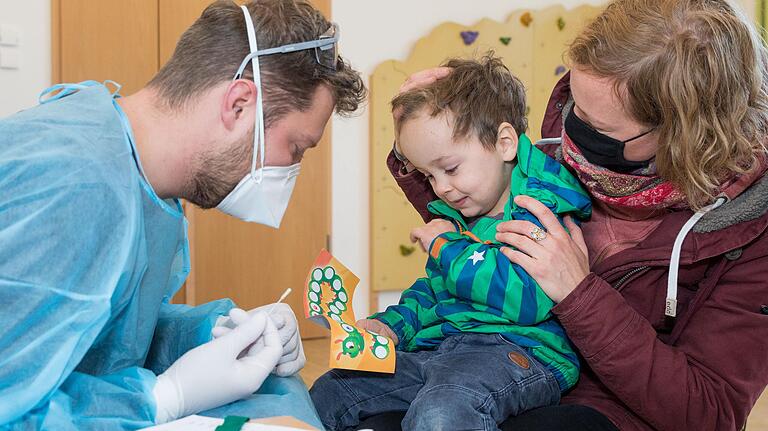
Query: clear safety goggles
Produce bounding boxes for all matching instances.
[234,22,339,80]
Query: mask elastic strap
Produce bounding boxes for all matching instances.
[240,4,265,184]
[622,127,656,144]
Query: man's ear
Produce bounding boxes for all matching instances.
[496,122,518,162]
[221,79,258,131]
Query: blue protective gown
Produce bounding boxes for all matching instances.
[0,82,322,430]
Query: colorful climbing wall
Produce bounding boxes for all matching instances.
[370,6,603,293]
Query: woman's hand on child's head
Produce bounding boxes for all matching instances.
[495,195,590,303]
[398,67,453,94]
[410,219,456,252]
[393,67,453,124]
[356,319,398,345]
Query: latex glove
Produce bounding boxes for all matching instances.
[153,311,281,424]
[212,304,306,377]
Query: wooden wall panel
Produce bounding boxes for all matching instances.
[58,0,158,95]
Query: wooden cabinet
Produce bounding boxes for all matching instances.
[53,0,331,338]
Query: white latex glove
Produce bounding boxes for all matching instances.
[153,311,281,424]
[213,304,305,377]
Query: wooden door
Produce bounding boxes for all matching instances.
[53,0,158,95]
[159,0,331,338]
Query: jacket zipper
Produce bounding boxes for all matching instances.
[612,266,650,290]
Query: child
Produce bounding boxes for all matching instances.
[310,54,592,431]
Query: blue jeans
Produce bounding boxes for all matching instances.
[310,334,561,431]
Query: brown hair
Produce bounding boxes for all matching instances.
[569,0,768,209]
[391,53,528,150]
[148,0,365,126]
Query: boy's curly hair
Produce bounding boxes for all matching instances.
[392,52,528,150]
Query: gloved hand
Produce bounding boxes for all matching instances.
[212,303,306,377]
[153,311,281,424]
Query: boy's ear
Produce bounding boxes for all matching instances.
[496,122,518,162]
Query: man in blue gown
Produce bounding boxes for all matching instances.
[0,1,365,429]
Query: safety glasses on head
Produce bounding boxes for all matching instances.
[233,16,339,80]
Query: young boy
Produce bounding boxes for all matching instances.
[310,54,592,431]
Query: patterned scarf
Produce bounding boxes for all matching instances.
[558,132,689,210]
[558,131,768,211]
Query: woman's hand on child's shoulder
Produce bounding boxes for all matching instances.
[410,219,456,252]
[356,319,399,345]
[496,196,590,303]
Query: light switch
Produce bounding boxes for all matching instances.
[0,24,20,47]
[0,47,20,70]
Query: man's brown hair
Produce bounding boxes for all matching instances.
[391,53,528,150]
[148,0,365,126]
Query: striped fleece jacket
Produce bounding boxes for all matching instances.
[372,134,592,391]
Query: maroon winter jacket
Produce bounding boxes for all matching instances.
[386,73,768,430]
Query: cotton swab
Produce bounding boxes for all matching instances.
[267,288,292,317]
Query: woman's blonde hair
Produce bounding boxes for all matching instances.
[569,0,768,209]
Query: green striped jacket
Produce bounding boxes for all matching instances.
[372,134,592,391]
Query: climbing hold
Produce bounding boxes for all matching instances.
[399,244,415,256]
[557,17,566,31]
[555,65,567,76]
[520,12,533,27]
[499,37,511,46]
[460,31,479,45]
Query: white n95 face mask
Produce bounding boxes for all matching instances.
[216,5,303,228]
[217,163,301,228]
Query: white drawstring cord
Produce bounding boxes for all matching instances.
[665,196,727,317]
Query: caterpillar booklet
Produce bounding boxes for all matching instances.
[303,249,395,373]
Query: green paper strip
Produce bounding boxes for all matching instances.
[215,416,250,431]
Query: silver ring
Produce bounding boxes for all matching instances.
[530,227,547,241]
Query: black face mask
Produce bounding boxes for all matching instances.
[564,108,655,173]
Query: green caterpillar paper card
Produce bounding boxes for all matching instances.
[303,249,395,373]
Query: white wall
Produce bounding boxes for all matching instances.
[0,0,50,118]
[330,0,757,317]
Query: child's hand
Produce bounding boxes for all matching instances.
[356,319,399,345]
[410,219,456,252]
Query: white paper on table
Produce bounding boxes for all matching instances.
[139,415,308,431]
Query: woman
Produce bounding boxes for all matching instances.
[367,0,768,429]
